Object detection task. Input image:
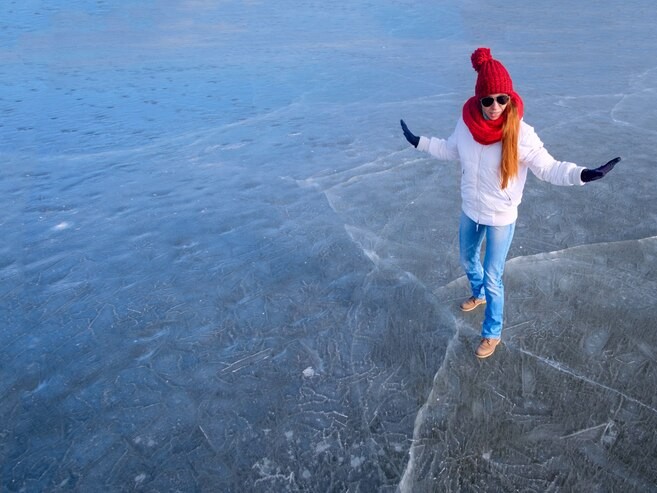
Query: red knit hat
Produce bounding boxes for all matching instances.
[471,47,514,98]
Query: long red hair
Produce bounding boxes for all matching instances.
[500,102,520,189]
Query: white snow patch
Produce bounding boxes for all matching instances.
[350,455,365,468]
[52,221,72,231]
[315,441,331,454]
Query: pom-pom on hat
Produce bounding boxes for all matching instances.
[471,47,514,98]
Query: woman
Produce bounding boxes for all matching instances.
[400,47,620,359]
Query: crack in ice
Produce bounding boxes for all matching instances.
[514,346,657,416]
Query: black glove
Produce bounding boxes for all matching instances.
[400,119,420,148]
[581,157,621,183]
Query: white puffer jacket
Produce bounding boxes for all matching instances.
[417,117,585,226]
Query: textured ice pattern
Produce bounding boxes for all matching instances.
[2,0,657,491]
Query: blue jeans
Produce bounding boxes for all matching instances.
[459,212,516,339]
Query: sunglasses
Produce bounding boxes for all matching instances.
[480,95,510,107]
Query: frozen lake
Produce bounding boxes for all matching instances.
[2,1,657,491]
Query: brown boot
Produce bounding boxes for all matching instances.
[460,296,486,312]
[475,338,500,359]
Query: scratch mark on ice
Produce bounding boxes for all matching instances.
[219,348,273,375]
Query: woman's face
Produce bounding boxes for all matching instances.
[480,93,510,120]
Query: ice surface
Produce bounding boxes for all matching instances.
[401,238,657,491]
[1,0,657,491]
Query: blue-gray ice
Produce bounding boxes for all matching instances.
[2,1,656,491]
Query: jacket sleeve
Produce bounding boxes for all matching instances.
[416,123,459,161]
[520,123,585,186]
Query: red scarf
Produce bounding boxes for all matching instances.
[462,92,524,145]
